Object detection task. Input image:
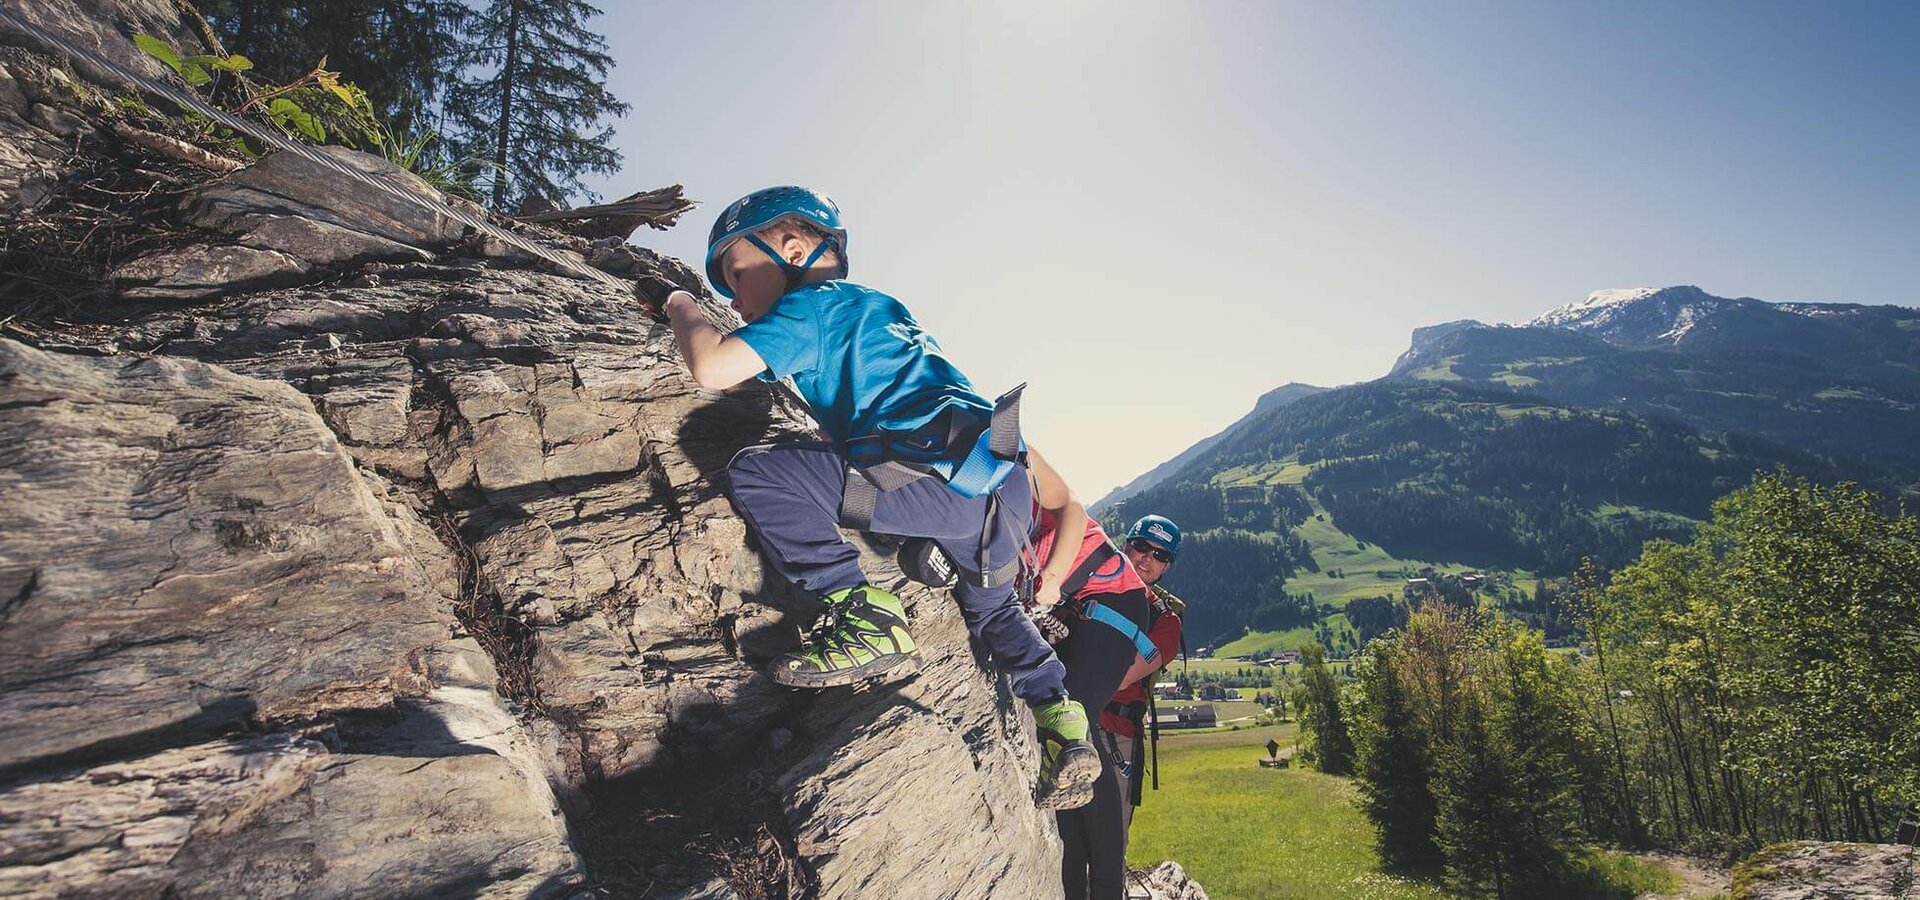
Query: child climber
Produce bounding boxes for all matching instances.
[634,186,1102,809]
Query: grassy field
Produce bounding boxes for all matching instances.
[1129,727,1682,900]
[1129,726,1451,900]
[1213,616,1357,658]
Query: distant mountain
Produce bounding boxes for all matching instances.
[1090,382,1326,515]
[1388,286,1920,472]
[1101,380,1878,645]
[1104,285,1919,648]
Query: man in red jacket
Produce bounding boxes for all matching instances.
[1044,514,1184,900]
[1099,517,1184,850]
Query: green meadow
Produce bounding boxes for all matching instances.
[1128,727,1682,900]
[1128,725,1451,900]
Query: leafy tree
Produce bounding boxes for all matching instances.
[1579,473,1919,850]
[444,0,630,209]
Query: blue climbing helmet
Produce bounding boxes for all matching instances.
[705,186,849,299]
[1125,515,1182,561]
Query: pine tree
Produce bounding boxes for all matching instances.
[1484,620,1582,894]
[444,0,630,210]
[1354,642,1443,872]
[1432,692,1515,898]
[1297,643,1354,775]
[202,0,470,136]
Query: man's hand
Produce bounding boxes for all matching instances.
[633,274,684,323]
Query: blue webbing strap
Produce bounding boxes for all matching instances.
[940,428,1016,498]
[1084,598,1160,663]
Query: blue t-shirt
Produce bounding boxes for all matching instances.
[734,281,993,448]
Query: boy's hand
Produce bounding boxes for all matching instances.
[633,274,683,323]
[1032,570,1064,609]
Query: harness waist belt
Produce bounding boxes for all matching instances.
[837,385,1028,588]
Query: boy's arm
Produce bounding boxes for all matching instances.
[1026,446,1085,608]
[662,291,769,390]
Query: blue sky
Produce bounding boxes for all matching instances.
[586,1,1920,498]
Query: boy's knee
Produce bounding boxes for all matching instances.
[726,443,781,485]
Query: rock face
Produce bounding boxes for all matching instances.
[0,6,1211,897]
[113,145,474,299]
[1731,841,1916,900]
[0,340,582,899]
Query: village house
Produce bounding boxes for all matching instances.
[1151,705,1219,730]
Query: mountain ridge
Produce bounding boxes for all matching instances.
[1102,284,1919,648]
[1090,382,1327,515]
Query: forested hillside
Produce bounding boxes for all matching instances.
[1104,288,1919,650]
[1102,381,1882,646]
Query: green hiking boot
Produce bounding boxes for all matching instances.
[772,584,922,689]
[1034,696,1101,810]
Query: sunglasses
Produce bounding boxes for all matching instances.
[1127,539,1173,565]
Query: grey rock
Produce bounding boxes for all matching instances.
[0,341,583,898]
[1731,841,1914,900]
[0,59,26,114]
[0,0,201,96]
[0,59,63,212]
[74,262,1077,897]
[112,244,312,300]
[0,734,332,899]
[232,212,433,267]
[0,340,456,766]
[187,144,463,252]
[25,100,85,137]
[0,112,58,211]
[1128,861,1211,900]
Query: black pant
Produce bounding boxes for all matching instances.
[1054,587,1149,900]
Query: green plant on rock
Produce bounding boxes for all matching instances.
[131,32,481,197]
[133,32,255,86]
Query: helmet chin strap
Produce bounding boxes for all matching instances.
[745,234,842,293]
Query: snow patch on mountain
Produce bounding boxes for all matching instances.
[1529,285,1715,331]
[1660,303,1702,343]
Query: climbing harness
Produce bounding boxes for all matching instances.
[836,384,1029,588]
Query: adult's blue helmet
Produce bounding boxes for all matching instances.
[705,186,848,299]
[1126,515,1182,561]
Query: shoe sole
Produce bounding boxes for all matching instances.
[1036,744,1102,810]
[771,651,923,689]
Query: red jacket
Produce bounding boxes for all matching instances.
[1100,587,1183,739]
